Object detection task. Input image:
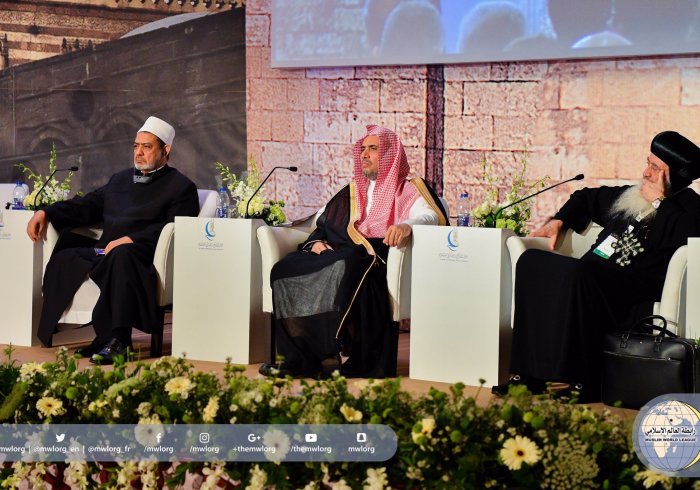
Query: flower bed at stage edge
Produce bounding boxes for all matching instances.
[0,347,689,489]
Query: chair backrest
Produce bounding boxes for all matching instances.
[198,189,218,218]
[439,197,449,220]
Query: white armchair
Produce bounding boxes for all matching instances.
[43,188,218,355]
[506,223,689,336]
[257,208,438,323]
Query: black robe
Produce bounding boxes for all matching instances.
[37,165,199,347]
[271,179,447,378]
[510,185,700,386]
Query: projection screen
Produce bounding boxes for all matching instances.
[272,0,700,68]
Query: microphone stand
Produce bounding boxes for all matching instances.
[486,174,584,227]
[33,166,79,209]
[245,166,297,219]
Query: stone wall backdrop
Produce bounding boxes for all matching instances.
[2,0,700,228]
[0,0,243,68]
[246,0,700,228]
[0,10,246,192]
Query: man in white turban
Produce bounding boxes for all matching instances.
[27,116,199,363]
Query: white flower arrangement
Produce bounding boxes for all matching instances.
[215,157,286,226]
[16,144,75,209]
[470,153,548,237]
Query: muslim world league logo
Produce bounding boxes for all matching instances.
[204,219,216,241]
[446,228,459,251]
[634,396,700,475]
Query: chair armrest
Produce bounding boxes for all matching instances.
[657,245,687,335]
[387,242,412,321]
[45,223,61,257]
[505,236,551,269]
[257,226,311,312]
[154,222,175,307]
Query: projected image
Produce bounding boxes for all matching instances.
[272,0,700,68]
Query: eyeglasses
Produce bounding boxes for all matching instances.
[646,161,663,173]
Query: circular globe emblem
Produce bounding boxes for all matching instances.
[636,399,700,472]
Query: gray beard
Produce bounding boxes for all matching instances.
[362,169,377,180]
[611,184,655,221]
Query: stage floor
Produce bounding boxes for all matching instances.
[1,316,632,414]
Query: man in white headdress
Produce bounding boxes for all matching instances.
[27,116,199,363]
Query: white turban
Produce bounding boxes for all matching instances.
[138,116,175,147]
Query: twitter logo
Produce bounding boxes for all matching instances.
[55,433,65,442]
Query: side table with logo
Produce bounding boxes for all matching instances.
[409,226,515,386]
[172,217,269,363]
[0,209,44,345]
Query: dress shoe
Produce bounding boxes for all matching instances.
[75,339,104,358]
[320,356,342,377]
[553,382,601,404]
[491,374,547,396]
[258,362,295,378]
[90,338,130,365]
[340,358,362,378]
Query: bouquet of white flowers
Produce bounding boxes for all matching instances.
[470,153,548,237]
[215,157,286,226]
[16,144,75,209]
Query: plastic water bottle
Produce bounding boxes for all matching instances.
[216,186,230,218]
[456,192,470,227]
[12,181,28,210]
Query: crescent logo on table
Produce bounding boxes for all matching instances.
[446,228,459,251]
[204,219,216,241]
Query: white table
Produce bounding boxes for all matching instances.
[172,217,269,363]
[409,226,514,386]
[0,209,43,346]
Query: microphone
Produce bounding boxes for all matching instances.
[486,174,584,226]
[33,166,79,209]
[244,166,298,219]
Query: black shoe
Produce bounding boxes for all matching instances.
[340,358,362,378]
[492,374,547,396]
[258,362,294,378]
[75,339,104,358]
[320,356,342,378]
[553,382,600,404]
[90,338,130,365]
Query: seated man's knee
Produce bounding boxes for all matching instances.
[105,244,140,264]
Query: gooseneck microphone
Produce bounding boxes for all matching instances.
[245,166,298,219]
[486,174,584,226]
[33,166,79,209]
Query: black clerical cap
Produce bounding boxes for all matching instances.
[651,131,700,191]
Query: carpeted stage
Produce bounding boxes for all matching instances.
[3,316,632,414]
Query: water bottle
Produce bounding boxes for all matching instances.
[12,181,28,210]
[456,192,470,227]
[216,186,230,218]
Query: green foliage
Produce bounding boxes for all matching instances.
[471,152,548,236]
[215,157,287,225]
[15,143,76,209]
[0,350,684,488]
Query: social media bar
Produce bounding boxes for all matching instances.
[0,424,397,462]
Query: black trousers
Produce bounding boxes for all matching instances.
[38,244,159,347]
[509,249,658,386]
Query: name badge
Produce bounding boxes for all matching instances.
[593,234,618,259]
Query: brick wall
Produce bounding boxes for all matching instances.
[246,0,700,228]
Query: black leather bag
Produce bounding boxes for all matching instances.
[602,315,700,409]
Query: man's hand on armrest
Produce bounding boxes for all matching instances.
[310,241,333,254]
[383,224,412,248]
[528,219,563,251]
[105,236,134,255]
[26,210,48,242]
